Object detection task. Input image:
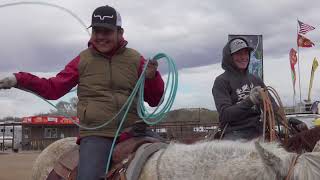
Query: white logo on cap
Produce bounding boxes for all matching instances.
[94,14,114,20]
[230,39,249,54]
[233,40,245,46]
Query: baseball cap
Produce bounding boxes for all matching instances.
[88,5,122,30]
[230,38,253,54]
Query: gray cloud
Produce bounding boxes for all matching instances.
[0,0,318,72]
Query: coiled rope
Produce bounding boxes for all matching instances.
[260,86,291,143]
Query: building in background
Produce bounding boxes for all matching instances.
[0,121,21,151]
[15,108,219,150]
[21,116,79,150]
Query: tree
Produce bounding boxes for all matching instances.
[49,97,78,116]
[0,116,21,122]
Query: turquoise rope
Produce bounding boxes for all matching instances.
[105,53,178,172]
[138,53,178,125]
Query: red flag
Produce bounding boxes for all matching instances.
[289,48,297,68]
[289,48,297,94]
[297,34,315,47]
[298,20,315,35]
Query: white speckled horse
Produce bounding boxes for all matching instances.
[32,137,320,180]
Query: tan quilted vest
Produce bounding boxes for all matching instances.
[77,47,141,137]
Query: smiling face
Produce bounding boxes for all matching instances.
[231,48,250,71]
[91,26,123,53]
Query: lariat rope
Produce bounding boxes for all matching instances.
[259,88,301,180]
[103,54,178,172]
[215,86,292,142]
[260,86,292,143]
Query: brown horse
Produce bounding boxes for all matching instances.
[284,126,320,153]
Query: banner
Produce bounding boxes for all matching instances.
[297,34,315,47]
[289,48,297,94]
[228,34,263,80]
[298,20,315,35]
[22,116,79,125]
[307,57,319,101]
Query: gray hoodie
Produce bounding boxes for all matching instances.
[212,38,265,132]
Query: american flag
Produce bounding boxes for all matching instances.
[298,20,315,34]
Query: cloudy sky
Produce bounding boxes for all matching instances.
[0,0,319,118]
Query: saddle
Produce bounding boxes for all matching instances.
[46,136,167,180]
[47,146,78,180]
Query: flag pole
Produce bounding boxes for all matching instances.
[293,70,296,107]
[292,73,295,108]
[297,18,302,110]
[307,66,313,102]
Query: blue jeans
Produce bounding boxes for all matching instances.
[77,129,163,180]
[77,136,113,180]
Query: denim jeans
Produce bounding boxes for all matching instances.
[77,126,164,180]
[77,136,113,180]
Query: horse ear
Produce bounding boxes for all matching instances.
[313,140,320,152]
[255,142,282,175]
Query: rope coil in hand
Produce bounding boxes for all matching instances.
[260,86,291,143]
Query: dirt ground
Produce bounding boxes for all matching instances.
[0,150,40,180]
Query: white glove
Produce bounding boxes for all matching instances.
[0,74,17,89]
[249,86,262,105]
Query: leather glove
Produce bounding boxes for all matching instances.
[145,59,158,79]
[0,74,17,89]
[249,86,262,105]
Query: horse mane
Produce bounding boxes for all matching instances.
[284,126,320,153]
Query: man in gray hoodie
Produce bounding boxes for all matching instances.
[212,38,265,140]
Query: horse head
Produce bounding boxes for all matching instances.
[255,141,296,179]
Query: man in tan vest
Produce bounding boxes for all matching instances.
[0,5,164,180]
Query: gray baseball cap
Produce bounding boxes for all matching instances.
[230,38,253,54]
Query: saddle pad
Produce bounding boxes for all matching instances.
[126,142,167,180]
[59,146,79,170]
[113,136,161,164]
[53,146,79,179]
